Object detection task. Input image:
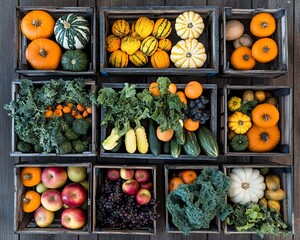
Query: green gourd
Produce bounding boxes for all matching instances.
[230,134,248,152]
[61,50,89,71]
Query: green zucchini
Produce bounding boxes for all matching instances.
[183,130,201,157]
[175,127,185,145]
[170,138,181,158]
[148,119,161,156]
[163,141,170,154]
[111,136,123,153]
[196,126,219,157]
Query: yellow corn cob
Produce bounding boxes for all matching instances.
[125,128,137,153]
[135,126,149,154]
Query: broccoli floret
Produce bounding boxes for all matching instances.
[64,128,79,140]
[58,141,72,154]
[34,144,44,153]
[72,118,89,135]
[63,113,74,126]
[17,140,32,152]
[72,139,89,153]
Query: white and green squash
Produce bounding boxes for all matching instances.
[54,13,90,50]
[61,50,89,71]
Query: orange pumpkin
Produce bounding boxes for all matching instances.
[21,167,42,187]
[251,103,279,128]
[230,46,256,70]
[25,38,62,70]
[21,10,55,40]
[246,124,280,152]
[251,38,278,63]
[250,12,276,38]
[150,50,170,68]
[22,190,41,213]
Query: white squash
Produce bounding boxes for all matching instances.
[233,34,253,49]
[175,11,204,39]
[228,168,266,205]
[226,20,244,41]
[170,39,207,68]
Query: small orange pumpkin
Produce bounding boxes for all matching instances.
[252,38,278,63]
[251,103,279,128]
[25,38,62,70]
[246,124,280,152]
[21,10,55,40]
[230,46,256,70]
[150,50,170,68]
[22,190,41,213]
[106,35,121,52]
[158,39,172,52]
[250,12,276,38]
[21,167,42,187]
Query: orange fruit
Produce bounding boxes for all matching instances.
[176,91,187,104]
[156,126,174,142]
[149,82,160,96]
[184,81,203,99]
[169,177,184,192]
[181,170,197,184]
[183,118,200,131]
[168,83,177,94]
[255,90,266,102]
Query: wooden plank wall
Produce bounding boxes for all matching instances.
[0,0,297,240]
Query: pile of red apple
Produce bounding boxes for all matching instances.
[107,168,153,205]
[21,166,89,230]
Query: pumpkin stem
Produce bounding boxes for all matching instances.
[186,52,192,58]
[187,22,193,28]
[262,45,270,53]
[32,19,42,27]
[242,182,250,190]
[238,120,244,126]
[71,59,76,65]
[261,22,268,28]
[23,173,32,180]
[63,20,71,29]
[22,197,30,204]
[262,113,270,121]
[260,132,269,143]
[242,54,250,61]
[39,49,47,58]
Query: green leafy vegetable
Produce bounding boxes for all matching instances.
[166,167,232,235]
[226,203,291,238]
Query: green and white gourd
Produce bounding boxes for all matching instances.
[228,168,266,205]
[61,50,89,71]
[54,13,90,50]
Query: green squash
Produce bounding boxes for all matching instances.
[229,134,248,152]
[61,50,89,71]
[54,13,90,50]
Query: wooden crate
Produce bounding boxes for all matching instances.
[92,165,157,235]
[164,164,221,234]
[222,164,294,235]
[10,79,98,157]
[14,162,92,234]
[99,82,218,160]
[220,85,292,156]
[15,6,97,76]
[220,7,288,78]
[99,6,219,77]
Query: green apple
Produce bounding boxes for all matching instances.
[79,180,89,191]
[67,166,87,183]
[36,182,48,194]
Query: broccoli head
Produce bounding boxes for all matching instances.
[72,139,89,153]
[34,144,44,153]
[58,141,72,154]
[72,119,89,135]
[17,140,32,152]
[63,113,75,126]
[64,128,79,140]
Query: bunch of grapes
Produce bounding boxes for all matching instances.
[184,95,210,124]
[96,178,159,229]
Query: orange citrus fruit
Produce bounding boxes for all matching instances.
[184,81,203,99]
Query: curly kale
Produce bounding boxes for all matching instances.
[166,167,232,235]
[72,119,89,135]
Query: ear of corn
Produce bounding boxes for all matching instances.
[125,128,137,153]
[135,126,149,154]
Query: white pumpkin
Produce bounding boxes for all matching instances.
[175,11,204,39]
[170,39,207,68]
[228,168,266,205]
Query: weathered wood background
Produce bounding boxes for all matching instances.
[0,0,298,240]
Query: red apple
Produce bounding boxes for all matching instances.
[41,167,67,189]
[34,206,55,227]
[61,208,86,229]
[122,179,139,195]
[135,169,151,183]
[41,189,63,212]
[139,182,153,191]
[61,183,87,208]
[120,168,134,180]
[136,188,151,205]
[106,169,120,181]
[67,166,87,183]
